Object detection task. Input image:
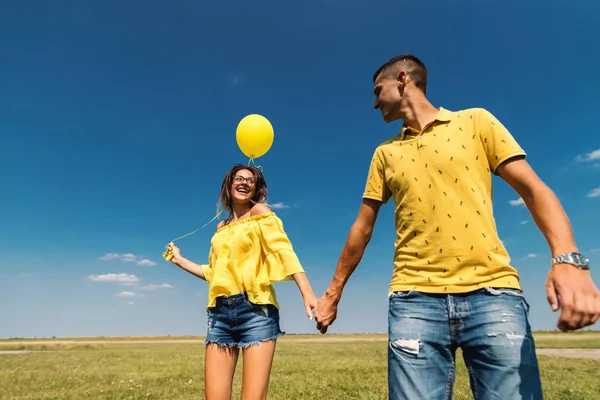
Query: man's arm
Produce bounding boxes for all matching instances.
[325,198,383,296]
[497,156,600,330]
[313,198,382,333]
[497,156,577,255]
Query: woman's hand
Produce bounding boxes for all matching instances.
[291,272,319,320]
[166,242,182,264]
[165,243,207,281]
[303,293,319,320]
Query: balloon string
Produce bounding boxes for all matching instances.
[247,157,268,207]
[247,157,263,171]
[164,157,265,261]
[162,210,223,261]
[165,211,223,248]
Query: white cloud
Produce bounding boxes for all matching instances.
[586,188,600,198]
[520,253,539,260]
[115,291,137,298]
[271,202,290,209]
[575,149,600,163]
[141,284,173,291]
[99,253,136,262]
[87,273,140,285]
[519,220,529,225]
[100,253,157,267]
[137,259,158,267]
[509,198,525,206]
[127,301,135,305]
[121,254,137,263]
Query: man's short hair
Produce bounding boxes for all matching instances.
[372,54,428,94]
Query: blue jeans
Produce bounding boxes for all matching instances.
[205,292,284,347]
[388,288,543,400]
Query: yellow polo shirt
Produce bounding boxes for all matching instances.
[364,107,525,294]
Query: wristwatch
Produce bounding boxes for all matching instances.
[551,252,590,270]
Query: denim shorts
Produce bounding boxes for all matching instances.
[205,292,284,348]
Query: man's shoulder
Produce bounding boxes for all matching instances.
[373,136,399,151]
[446,107,491,118]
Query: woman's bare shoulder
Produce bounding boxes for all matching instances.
[250,203,272,216]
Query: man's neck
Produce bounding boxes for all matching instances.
[400,94,439,132]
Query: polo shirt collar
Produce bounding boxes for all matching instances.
[399,107,453,139]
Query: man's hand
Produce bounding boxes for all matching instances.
[497,158,600,329]
[546,264,600,331]
[313,291,340,334]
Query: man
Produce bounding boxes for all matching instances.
[313,54,600,399]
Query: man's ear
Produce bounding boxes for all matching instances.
[396,70,407,86]
[396,70,407,96]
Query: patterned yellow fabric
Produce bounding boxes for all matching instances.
[201,212,304,309]
[363,107,526,294]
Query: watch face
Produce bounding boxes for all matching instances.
[573,253,590,267]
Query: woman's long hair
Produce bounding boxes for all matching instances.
[217,164,268,226]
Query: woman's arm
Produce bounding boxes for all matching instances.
[293,272,318,319]
[250,203,318,318]
[167,243,206,281]
[173,258,207,281]
[293,272,315,299]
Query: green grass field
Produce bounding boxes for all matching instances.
[1,332,599,399]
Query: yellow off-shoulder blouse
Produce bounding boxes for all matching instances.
[200,212,304,310]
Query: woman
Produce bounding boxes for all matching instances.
[166,164,318,400]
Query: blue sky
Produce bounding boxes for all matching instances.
[1,0,599,338]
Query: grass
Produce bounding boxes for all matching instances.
[1,335,202,342]
[0,333,599,399]
[532,331,600,349]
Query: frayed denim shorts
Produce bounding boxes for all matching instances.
[205,292,284,348]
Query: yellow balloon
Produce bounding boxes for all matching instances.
[236,114,274,159]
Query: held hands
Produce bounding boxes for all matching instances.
[313,291,339,334]
[303,293,318,320]
[546,264,600,331]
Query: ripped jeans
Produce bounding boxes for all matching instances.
[388,288,543,400]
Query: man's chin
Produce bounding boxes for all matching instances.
[382,114,401,123]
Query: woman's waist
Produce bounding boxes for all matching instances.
[214,291,250,307]
[208,289,280,310]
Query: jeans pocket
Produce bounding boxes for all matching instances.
[389,290,414,299]
[207,312,216,331]
[484,287,530,313]
[248,301,278,319]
